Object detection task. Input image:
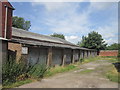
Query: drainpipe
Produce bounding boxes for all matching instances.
[4,5,8,39]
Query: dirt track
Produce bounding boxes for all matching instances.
[18,60,118,88]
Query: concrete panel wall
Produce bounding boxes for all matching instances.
[52,48,62,66]
[64,49,72,64]
[28,47,47,65]
[2,40,8,64]
[80,50,84,59]
[84,50,88,58]
[74,50,79,62]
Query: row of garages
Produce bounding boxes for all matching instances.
[23,46,97,66]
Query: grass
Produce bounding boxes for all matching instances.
[82,56,118,64]
[80,69,94,74]
[106,65,120,83]
[2,64,77,88]
[81,56,103,64]
[3,79,34,88]
[44,64,76,77]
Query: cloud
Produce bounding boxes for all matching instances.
[12,1,117,45]
[65,35,81,44]
[37,2,91,35]
[89,2,114,10]
[9,0,119,2]
[32,2,67,12]
[105,38,118,45]
[31,2,117,45]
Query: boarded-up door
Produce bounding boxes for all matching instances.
[28,47,47,65]
[52,48,62,66]
[65,49,72,64]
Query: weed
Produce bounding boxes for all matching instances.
[80,69,94,74]
[45,64,76,77]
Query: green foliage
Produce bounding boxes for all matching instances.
[28,64,48,79]
[78,31,107,51]
[12,16,31,31]
[2,57,48,86]
[45,65,76,77]
[2,58,29,86]
[51,33,65,40]
[3,79,33,88]
[106,43,120,50]
[106,66,120,83]
[80,58,84,63]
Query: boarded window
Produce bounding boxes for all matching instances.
[22,47,28,54]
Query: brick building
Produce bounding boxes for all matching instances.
[0,0,14,63]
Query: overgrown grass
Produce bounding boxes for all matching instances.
[3,79,34,88]
[82,56,118,64]
[82,56,102,63]
[106,65,120,83]
[2,57,48,88]
[44,64,76,77]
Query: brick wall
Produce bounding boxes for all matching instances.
[8,42,22,61]
[1,1,14,39]
[0,2,2,37]
[99,50,118,56]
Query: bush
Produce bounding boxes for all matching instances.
[28,64,48,79]
[2,57,48,86]
[2,58,28,86]
[80,58,84,63]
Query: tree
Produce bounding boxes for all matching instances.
[51,33,65,40]
[78,31,107,51]
[106,43,119,50]
[12,16,31,31]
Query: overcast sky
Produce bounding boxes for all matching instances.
[10,1,118,45]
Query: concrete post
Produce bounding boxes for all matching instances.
[62,49,66,66]
[79,50,81,61]
[90,51,92,57]
[92,51,94,57]
[72,49,75,63]
[88,51,90,58]
[95,51,97,56]
[85,50,87,58]
[83,50,85,59]
[47,47,52,66]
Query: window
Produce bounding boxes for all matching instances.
[22,47,28,54]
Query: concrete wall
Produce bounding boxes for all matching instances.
[8,42,98,66]
[64,49,72,64]
[74,50,79,62]
[80,50,84,59]
[52,48,62,66]
[28,47,48,65]
[2,40,8,63]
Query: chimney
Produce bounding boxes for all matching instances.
[0,0,14,39]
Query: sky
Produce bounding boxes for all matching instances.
[9,1,118,45]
